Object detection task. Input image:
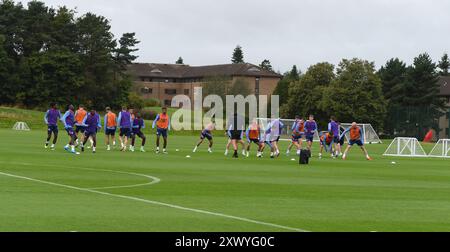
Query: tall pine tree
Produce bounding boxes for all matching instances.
[438,53,450,76]
[231,45,244,64]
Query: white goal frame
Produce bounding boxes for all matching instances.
[383,137,427,157]
[12,122,31,131]
[340,123,382,144]
[428,139,450,158]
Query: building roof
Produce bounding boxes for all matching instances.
[438,76,450,96]
[127,63,282,79]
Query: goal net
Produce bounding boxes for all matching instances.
[428,139,450,158]
[12,122,31,131]
[383,137,427,157]
[340,123,382,144]
[256,118,320,142]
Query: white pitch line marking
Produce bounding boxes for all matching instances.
[2,162,160,190]
[0,170,309,232]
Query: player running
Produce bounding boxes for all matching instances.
[266,118,284,158]
[152,107,170,154]
[245,119,262,157]
[44,103,62,150]
[117,106,133,152]
[319,131,335,159]
[193,122,215,153]
[104,107,117,151]
[80,109,101,153]
[74,105,87,147]
[304,114,318,154]
[227,113,246,158]
[225,130,246,156]
[286,116,304,156]
[341,122,372,161]
[130,112,146,152]
[328,116,340,157]
[61,105,79,154]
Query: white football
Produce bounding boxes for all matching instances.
[186,155,191,158]
[176,149,180,152]
[291,158,296,161]
[391,161,396,164]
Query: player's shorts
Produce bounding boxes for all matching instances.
[349,139,363,146]
[65,127,76,137]
[305,134,314,142]
[231,130,242,140]
[333,136,340,144]
[119,128,131,137]
[132,130,145,139]
[75,125,86,133]
[200,130,212,141]
[291,134,304,142]
[84,130,97,138]
[47,125,58,134]
[156,128,168,138]
[248,138,259,144]
[105,127,116,136]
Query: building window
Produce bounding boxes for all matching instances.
[141,87,152,94]
[184,89,190,95]
[140,77,146,82]
[164,100,171,106]
[165,89,177,95]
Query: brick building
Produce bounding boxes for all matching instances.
[126,63,282,107]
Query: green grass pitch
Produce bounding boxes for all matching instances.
[0,129,449,232]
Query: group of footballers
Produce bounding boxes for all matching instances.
[44,102,371,160]
[194,114,372,160]
[44,103,170,155]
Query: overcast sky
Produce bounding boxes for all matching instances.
[21,0,450,73]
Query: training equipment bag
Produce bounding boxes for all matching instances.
[299,149,310,165]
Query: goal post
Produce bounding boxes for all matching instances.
[256,118,320,142]
[383,137,427,157]
[428,139,450,158]
[340,123,382,144]
[12,122,31,131]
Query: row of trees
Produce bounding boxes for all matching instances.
[276,53,448,138]
[0,0,139,110]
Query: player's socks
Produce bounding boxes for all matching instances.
[45,141,49,148]
[51,144,55,150]
[342,154,347,160]
[366,155,372,160]
[156,147,160,153]
[232,150,238,158]
[130,146,135,152]
[107,145,111,151]
[208,148,212,153]
[242,150,246,156]
[163,149,167,154]
[193,146,198,153]
[140,146,145,152]
[93,147,96,153]
[224,150,228,156]
[113,141,116,146]
[319,153,322,159]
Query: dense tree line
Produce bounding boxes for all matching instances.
[277,53,448,138]
[0,0,139,110]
